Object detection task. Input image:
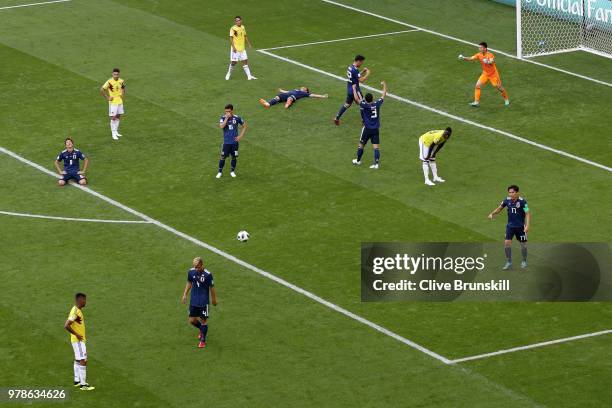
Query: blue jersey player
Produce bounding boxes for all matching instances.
[334,55,370,125]
[488,185,532,270]
[259,86,328,109]
[217,104,248,179]
[181,257,217,348]
[351,81,387,169]
[54,138,89,186]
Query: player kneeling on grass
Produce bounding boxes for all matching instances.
[488,185,531,270]
[64,293,95,391]
[458,42,509,107]
[259,87,328,109]
[418,128,451,186]
[181,257,217,348]
[55,138,88,186]
[217,104,247,179]
[352,81,387,169]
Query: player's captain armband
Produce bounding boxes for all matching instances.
[524,204,530,212]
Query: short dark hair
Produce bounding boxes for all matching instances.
[235,15,242,20]
[354,55,365,61]
[444,127,452,137]
[508,184,519,192]
[112,68,120,73]
[304,87,310,93]
[225,104,234,110]
[75,293,86,300]
[479,42,488,49]
[365,93,373,102]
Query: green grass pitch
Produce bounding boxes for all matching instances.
[0,0,611,406]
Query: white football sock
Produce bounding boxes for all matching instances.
[226,64,234,77]
[110,119,115,133]
[115,118,121,133]
[422,162,431,181]
[73,362,80,382]
[429,161,439,178]
[243,65,252,78]
[78,364,87,385]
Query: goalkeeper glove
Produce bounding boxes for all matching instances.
[458,54,464,60]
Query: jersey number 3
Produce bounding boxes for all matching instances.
[370,108,378,119]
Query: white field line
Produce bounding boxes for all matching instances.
[260,29,419,51]
[257,49,612,173]
[450,329,612,364]
[320,0,612,88]
[0,0,71,11]
[0,145,452,365]
[0,210,151,224]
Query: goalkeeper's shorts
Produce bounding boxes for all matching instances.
[478,73,501,87]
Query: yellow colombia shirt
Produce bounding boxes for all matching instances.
[102,78,125,105]
[419,130,448,147]
[230,25,247,52]
[68,306,86,343]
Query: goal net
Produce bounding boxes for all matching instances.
[517,0,612,59]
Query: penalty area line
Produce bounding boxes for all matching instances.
[260,29,419,51]
[0,210,151,224]
[0,145,452,365]
[257,49,612,173]
[449,329,612,364]
[0,0,71,11]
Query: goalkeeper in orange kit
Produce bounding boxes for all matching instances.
[458,42,509,107]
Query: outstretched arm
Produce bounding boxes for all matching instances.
[309,93,328,99]
[380,80,387,99]
[278,88,288,93]
[458,54,476,61]
[488,206,504,219]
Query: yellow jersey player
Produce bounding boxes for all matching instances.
[418,128,452,186]
[64,293,95,391]
[225,16,256,81]
[100,68,126,140]
[458,42,509,107]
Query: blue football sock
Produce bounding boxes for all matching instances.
[231,158,237,171]
[336,105,348,120]
[191,320,201,328]
[356,147,364,161]
[218,159,225,172]
[269,98,279,106]
[200,324,208,341]
[374,148,380,164]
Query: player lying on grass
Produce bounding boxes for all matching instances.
[488,184,531,270]
[458,42,509,107]
[64,293,95,391]
[259,87,328,109]
[418,128,452,186]
[181,257,217,348]
[217,104,247,179]
[55,138,88,186]
[352,81,387,169]
[334,54,370,125]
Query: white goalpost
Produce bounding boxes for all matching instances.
[516,0,612,59]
